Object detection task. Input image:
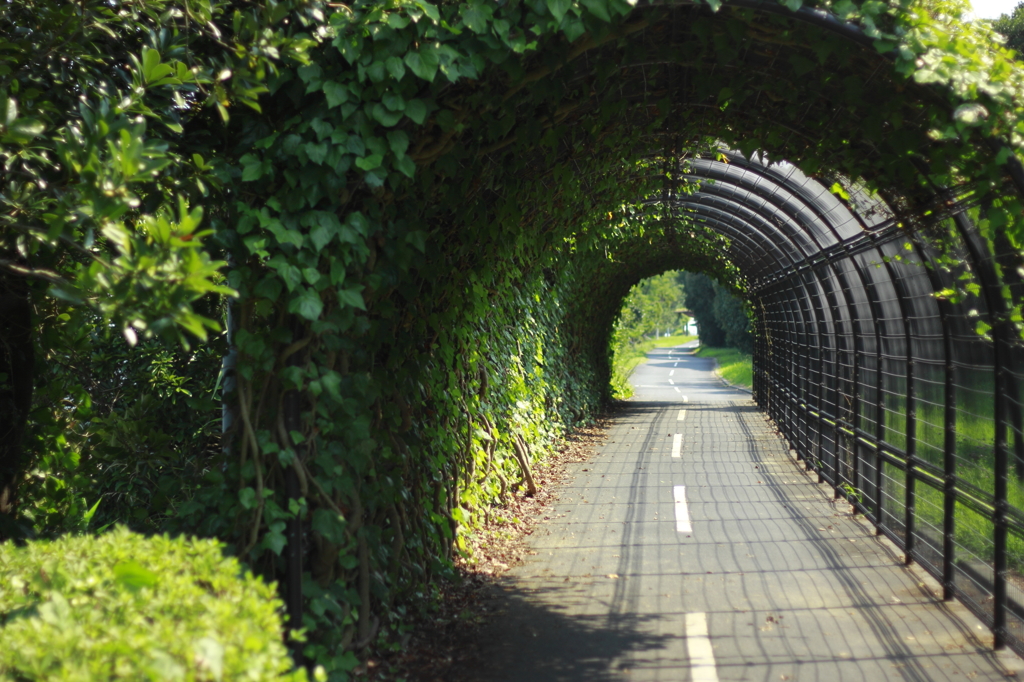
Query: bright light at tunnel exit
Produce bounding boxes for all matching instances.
[968,0,1019,18]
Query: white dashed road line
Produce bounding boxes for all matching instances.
[673,485,692,532]
[671,433,682,459]
[677,409,686,421]
[685,612,719,682]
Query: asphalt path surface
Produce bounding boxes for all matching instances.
[476,343,1023,681]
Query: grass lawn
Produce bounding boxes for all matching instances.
[694,346,753,390]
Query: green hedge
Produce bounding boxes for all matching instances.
[0,527,308,681]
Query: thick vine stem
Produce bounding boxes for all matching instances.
[236,378,266,557]
[478,414,498,484]
[356,532,372,643]
[388,505,405,579]
[300,458,347,519]
[276,335,312,368]
[512,433,538,497]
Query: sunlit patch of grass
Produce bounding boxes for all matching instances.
[694,346,752,389]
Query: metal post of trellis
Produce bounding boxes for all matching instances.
[953,211,1010,649]
[911,236,958,600]
[882,254,918,566]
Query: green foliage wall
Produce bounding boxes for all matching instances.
[7,0,1024,677]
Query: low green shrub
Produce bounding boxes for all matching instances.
[0,527,309,681]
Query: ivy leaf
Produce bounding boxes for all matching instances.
[832,0,856,17]
[320,371,343,401]
[312,508,347,545]
[305,141,329,164]
[240,154,265,181]
[405,230,427,252]
[297,63,323,86]
[405,99,428,124]
[355,153,384,170]
[385,56,406,80]
[309,223,335,250]
[270,259,302,292]
[563,16,586,41]
[547,0,572,22]
[347,212,370,238]
[289,287,324,321]
[387,13,411,29]
[382,91,405,112]
[387,130,410,157]
[414,0,440,22]
[395,155,416,178]
[337,287,366,310]
[365,61,387,82]
[262,523,288,555]
[239,487,257,510]
[462,3,492,33]
[264,220,304,249]
[346,135,366,156]
[405,49,439,82]
[372,103,403,127]
[581,0,611,22]
[322,81,349,108]
[829,182,850,201]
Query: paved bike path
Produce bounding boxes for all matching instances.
[475,344,1022,681]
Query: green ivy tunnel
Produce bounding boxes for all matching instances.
[211,0,1024,669]
[10,0,1024,674]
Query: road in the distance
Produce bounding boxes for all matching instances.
[630,340,740,403]
[475,344,1021,681]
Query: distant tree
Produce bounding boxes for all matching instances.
[712,287,754,354]
[682,273,727,347]
[993,2,1024,55]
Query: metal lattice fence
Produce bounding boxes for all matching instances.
[678,150,1024,654]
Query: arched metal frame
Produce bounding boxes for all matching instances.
[668,149,1024,653]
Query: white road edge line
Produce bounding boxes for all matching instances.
[685,612,719,682]
[671,433,682,459]
[677,409,686,421]
[673,485,692,532]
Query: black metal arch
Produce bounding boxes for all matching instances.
[655,150,1024,654]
